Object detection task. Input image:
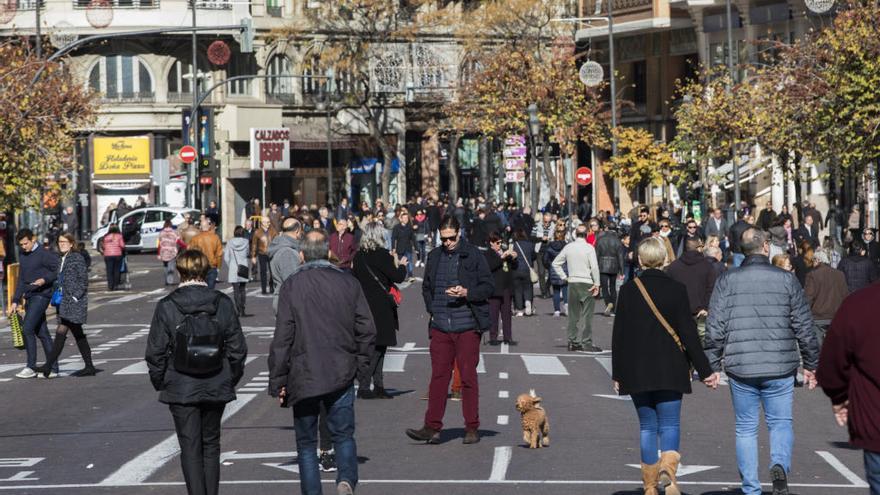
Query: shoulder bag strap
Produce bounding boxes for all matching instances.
[633,277,685,353]
[359,257,389,293]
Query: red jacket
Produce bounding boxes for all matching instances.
[817,283,880,452]
[329,231,357,269]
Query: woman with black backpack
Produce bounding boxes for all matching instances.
[145,250,247,495]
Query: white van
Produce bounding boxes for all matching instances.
[91,207,200,253]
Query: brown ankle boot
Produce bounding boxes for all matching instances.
[640,462,660,495]
[659,450,681,495]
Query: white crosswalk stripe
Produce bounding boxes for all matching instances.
[520,355,569,376]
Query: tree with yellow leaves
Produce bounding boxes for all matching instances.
[608,127,682,190]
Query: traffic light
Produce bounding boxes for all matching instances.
[240,18,254,53]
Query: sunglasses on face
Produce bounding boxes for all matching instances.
[660,225,671,229]
[441,235,458,242]
[687,225,696,229]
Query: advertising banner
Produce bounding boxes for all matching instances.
[250,128,291,170]
[93,136,151,176]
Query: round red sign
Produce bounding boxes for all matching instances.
[179,145,197,164]
[576,167,593,187]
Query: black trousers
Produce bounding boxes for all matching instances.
[512,271,534,310]
[600,273,618,306]
[232,282,247,315]
[358,345,387,390]
[536,254,550,296]
[257,254,273,294]
[169,402,226,495]
[104,256,122,290]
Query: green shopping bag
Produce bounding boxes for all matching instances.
[10,312,24,350]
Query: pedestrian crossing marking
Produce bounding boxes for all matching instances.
[496,415,509,425]
[477,354,486,374]
[114,361,148,375]
[383,354,407,372]
[520,355,569,375]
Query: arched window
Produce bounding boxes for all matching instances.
[301,56,327,96]
[227,53,257,96]
[266,54,294,103]
[88,55,154,101]
[167,57,209,103]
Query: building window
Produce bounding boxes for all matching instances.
[88,55,154,102]
[226,53,257,96]
[167,58,208,103]
[301,56,327,95]
[266,0,284,16]
[266,55,295,103]
[633,60,647,106]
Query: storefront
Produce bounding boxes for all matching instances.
[89,135,154,229]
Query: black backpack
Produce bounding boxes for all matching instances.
[171,295,224,376]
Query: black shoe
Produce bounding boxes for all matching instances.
[770,464,789,495]
[463,429,480,444]
[488,340,501,346]
[567,343,583,352]
[32,365,51,378]
[357,389,377,399]
[374,387,393,399]
[71,366,99,377]
[580,345,604,354]
[319,451,337,472]
[503,340,518,346]
[406,426,440,444]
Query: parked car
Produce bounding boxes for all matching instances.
[92,207,199,253]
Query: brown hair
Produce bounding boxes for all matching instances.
[176,249,211,282]
[554,228,566,241]
[771,253,791,269]
[57,233,79,251]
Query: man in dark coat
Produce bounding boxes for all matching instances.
[407,215,494,445]
[794,214,820,250]
[269,230,376,495]
[666,238,717,343]
[728,212,753,267]
[756,201,776,231]
[817,282,880,494]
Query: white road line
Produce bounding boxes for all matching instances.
[816,451,869,487]
[521,355,569,376]
[99,393,258,486]
[112,293,149,303]
[498,372,508,380]
[594,355,613,377]
[498,391,509,399]
[383,354,407,372]
[496,415,509,426]
[477,354,486,374]
[500,343,509,355]
[113,362,149,375]
[258,371,269,376]
[251,376,269,381]
[489,446,512,481]
[0,378,11,382]
[238,388,266,393]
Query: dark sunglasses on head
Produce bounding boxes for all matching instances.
[441,235,458,242]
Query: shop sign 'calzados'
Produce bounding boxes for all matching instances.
[250,128,291,170]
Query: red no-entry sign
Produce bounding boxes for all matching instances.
[576,167,593,187]
[179,145,197,164]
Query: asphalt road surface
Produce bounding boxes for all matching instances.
[0,253,870,494]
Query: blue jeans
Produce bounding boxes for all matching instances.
[729,375,795,495]
[294,385,357,495]
[866,450,880,495]
[21,295,56,372]
[732,252,745,267]
[400,250,414,277]
[630,391,683,464]
[205,268,218,289]
[551,284,568,312]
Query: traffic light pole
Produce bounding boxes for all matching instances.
[190,0,199,210]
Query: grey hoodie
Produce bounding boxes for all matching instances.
[223,237,251,284]
[268,234,301,313]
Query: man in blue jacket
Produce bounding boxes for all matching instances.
[8,229,60,378]
[407,215,494,445]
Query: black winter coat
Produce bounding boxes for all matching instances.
[391,222,417,254]
[511,240,535,274]
[542,240,567,286]
[269,261,376,404]
[595,232,624,275]
[145,286,248,405]
[665,250,717,314]
[422,242,494,331]
[484,249,518,297]
[612,270,713,395]
[352,248,407,347]
[838,255,878,293]
[58,251,89,324]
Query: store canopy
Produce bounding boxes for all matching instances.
[350,158,400,174]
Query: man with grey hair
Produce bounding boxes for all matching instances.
[269,229,376,495]
[552,223,602,353]
[268,217,303,314]
[705,227,820,495]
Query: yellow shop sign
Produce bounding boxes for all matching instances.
[93,136,151,176]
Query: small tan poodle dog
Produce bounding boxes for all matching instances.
[515,390,550,449]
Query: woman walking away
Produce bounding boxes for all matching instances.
[102,224,125,291]
[223,226,252,317]
[352,221,407,399]
[145,250,247,495]
[511,229,536,317]
[35,233,98,378]
[612,237,715,495]
[543,229,568,317]
[158,220,181,285]
[484,233,518,345]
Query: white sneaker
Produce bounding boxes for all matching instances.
[15,368,36,379]
[37,371,60,379]
[553,311,561,318]
[562,303,569,315]
[525,301,532,316]
[515,311,524,317]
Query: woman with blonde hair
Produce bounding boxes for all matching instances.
[612,237,715,495]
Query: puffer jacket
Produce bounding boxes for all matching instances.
[542,240,567,286]
[145,286,248,405]
[595,231,624,275]
[837,255,878,293]
[705,255,819,378]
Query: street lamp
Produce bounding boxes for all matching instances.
[315,87,341,208]
[725,0,741,214]
[528,103,541,211]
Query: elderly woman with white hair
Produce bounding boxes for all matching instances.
[612,237,715,495]
[351,221,407,399]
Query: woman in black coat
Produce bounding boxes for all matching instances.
[511,229,536,316]
[35,233,96,378]
[484,232,518,345]
[611,237,715,495]
[542,229,568,316]
[352,221,407,399]
[145,250,247,495]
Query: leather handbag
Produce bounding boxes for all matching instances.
[633,277,693,379]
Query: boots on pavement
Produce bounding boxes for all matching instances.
[659,450,681,495]
[640,462,660,495]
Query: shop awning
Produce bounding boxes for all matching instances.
[350,158,400,174]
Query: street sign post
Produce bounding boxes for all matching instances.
[179,145,197,164]
[576,167,593,187]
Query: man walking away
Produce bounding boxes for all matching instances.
[8,229,60,378]
[704,227,820,495]
[268,217,303,314]
[407,215,494,445]
[666,238,717,345]
[817,282,880,495]
[188,217,223,289]
[595,226,624,316]
[728,212,752,267]
[269,230,376,495]
[552,224,602,353]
